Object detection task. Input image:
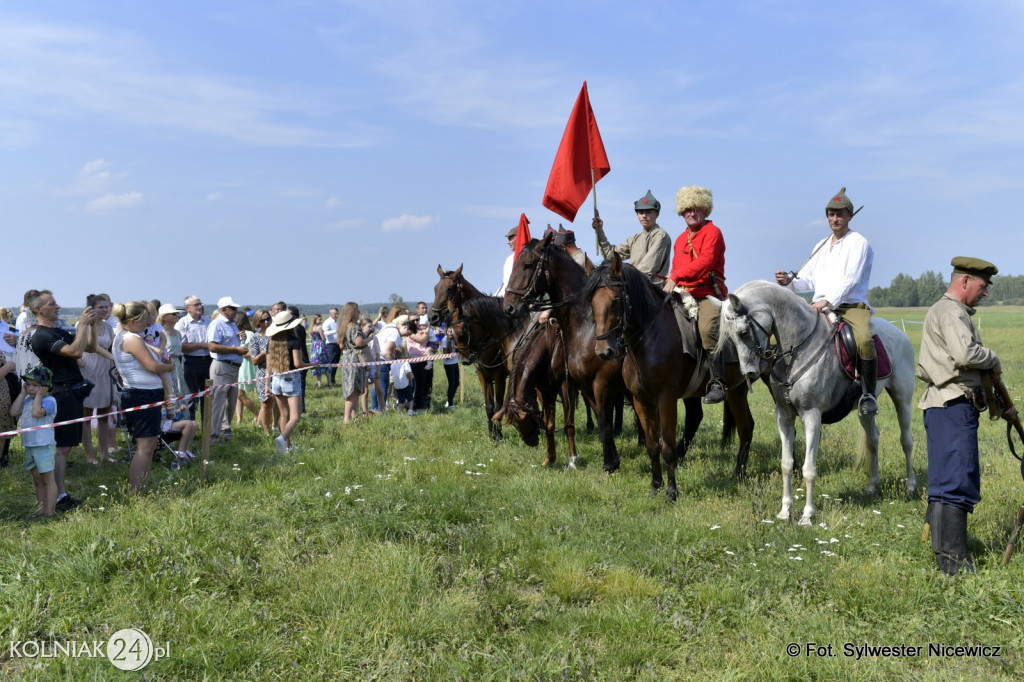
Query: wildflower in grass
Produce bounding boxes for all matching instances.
[725,550,735,555]
[325,492,332,498]
[345,487,351,495]
[760,519,774,524]
[98,485,108,490]
[710,524,721,530]
[791,556,803,561]
[896,524,905,529]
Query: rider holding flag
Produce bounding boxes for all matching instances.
[775,187,877,416]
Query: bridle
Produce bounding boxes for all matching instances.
[732,305,837,398]
[592,277,630,358]
[504,247,552,310]
[431,272,464,324]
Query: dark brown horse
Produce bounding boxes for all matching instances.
[430,265,506,441]
[503,233,628,473]
[586,253,756,499]
[449,297,580,467]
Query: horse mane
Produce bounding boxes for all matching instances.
[584,260,666,325]
[716,280,817,355]
[461,294,506,321]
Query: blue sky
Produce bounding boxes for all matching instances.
[3,0,1023,309]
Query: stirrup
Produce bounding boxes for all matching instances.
[858,394,878,416]
[703,381,726,405]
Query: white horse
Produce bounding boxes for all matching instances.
[718,281,917,526]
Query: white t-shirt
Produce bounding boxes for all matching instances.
[322,317,338,344]
[495,252,515,297]
[390,361,412,389]
[377,324,403,356]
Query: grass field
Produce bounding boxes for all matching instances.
[1,306,1023,679]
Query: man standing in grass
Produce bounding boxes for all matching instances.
[917,256,1013,575]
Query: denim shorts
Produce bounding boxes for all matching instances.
[271,373,303,398]
[25,444,56,474]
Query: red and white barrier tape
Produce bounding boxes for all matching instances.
[0,352,457,438]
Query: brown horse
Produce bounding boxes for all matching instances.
[503,233,628,473]
[449,297,580,467]
[430,265,506,441]
[586,253,756,499]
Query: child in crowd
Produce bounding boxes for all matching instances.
[9,366,58,516]
[390,346,414,413]
[161,407,198,463]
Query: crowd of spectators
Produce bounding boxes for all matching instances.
[0,289,460,516]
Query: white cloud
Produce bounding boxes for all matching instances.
[325,197,342,209]
[380,213,437,232]
[206,191,223,202]
[85,191,143,211]
[327,218,365,231]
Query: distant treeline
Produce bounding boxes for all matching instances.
[869,271,1024,307]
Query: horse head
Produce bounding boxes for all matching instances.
[588,253,628,361]
[430,263,465,325]
[719,290,774,380]
[503,231,556,317]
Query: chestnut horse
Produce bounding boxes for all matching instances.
[586,254,755,499]
[503,233,628,473]
[430,265,506,441]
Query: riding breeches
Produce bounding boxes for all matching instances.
[697,298,720,353]
[924,397,981,512]
[836,303,876,360]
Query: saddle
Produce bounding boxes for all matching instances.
[669,292,737,363]
[834,320,892,381]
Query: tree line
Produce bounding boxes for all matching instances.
[868,271,1024,307]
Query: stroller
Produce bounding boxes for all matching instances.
[110,368,193,472]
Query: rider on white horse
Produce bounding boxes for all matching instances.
[774,187,878,416]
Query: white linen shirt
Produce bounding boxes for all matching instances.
[322,317,339,344]
[787,230,873,309]
[495,252,515,297]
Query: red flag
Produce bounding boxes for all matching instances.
[542,81,611,222]
[513,213,531,259]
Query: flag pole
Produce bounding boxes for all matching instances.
[591,168,599,218]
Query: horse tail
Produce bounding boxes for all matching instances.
[854,427,869,472]
[721,400,737,447]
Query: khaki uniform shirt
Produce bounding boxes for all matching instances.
[595,224,672,283]
[569,248,588,269]
[916,294,999,409]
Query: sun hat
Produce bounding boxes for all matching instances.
[157,303,184,319]
[265,310,303,336]
[216,296,241,309]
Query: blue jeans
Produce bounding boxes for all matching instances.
[373,368,390,410]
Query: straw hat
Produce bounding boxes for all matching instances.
[265,310,302,336]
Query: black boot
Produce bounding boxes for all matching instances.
[704,355,726,405]
[929,501,975,575]
[857,357,878,416]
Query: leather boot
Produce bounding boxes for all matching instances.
[857,357,878,416]
[704,355,726,404]
[929,501,975,575]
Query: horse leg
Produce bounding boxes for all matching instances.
[798,410,822,526]
[562,380,579,470]
[490,373,507,443]
[633,399,663,496]
[857,413,881,496]
[660,394,680,501]
[726,384,755,480]
[595,385,620,473]
[614,392,624,436]
[777,406,797,522]
[888,381,917,496]
[678,397,703,462]
[541,389,557,467]
[481,374,500,441]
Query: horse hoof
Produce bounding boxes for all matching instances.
[667,488,678,502]
[777,510,790,521]
[566,457,577,470]
[798,516,813,527]
[542,457,554,468]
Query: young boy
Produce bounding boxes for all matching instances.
[389,346,415,413]
[9,366,58,516]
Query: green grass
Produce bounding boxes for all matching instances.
[2,307,1024,679]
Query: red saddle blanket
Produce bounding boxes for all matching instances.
[834,321,893,381]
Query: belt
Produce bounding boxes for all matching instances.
[216,359,242,368]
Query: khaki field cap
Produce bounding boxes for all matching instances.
[633,190,661,212]
[951,256,998,283]
[675,186,713,216]
[826,187,855,214]
[505,227,518,239]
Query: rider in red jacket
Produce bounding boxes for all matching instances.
[664,186,728,404]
